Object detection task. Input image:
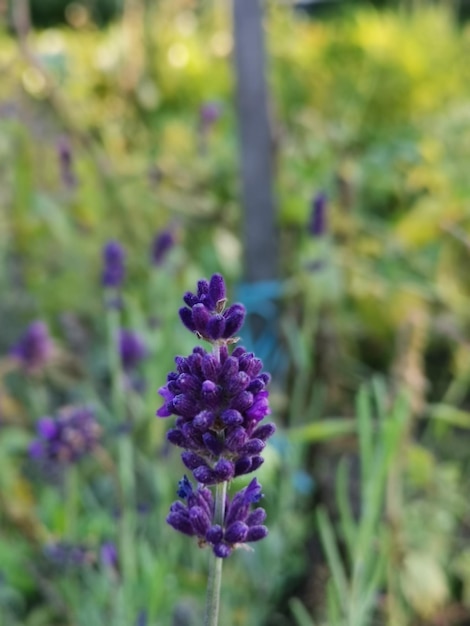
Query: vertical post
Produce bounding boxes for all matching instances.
[232,0,279,284]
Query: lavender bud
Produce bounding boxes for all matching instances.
[167,511,194,536]
[246,525,269,542]
[246,508,267,526]
[193,465,217,484]
[208,273,226,308]
[181,451,206,470]
[213,458,234,481]
[222,304,246,338]
[206,525,223,544]
[206,315,226,340]
[221,409,244,426]
[193,410,215,430]
[189,506,211,536]
[202,432,224,456]
[179,307,196,333]
[225,521,248,544]
[213,543,232,558]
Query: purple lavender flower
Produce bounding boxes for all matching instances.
[119,329,147,371]
[100,541,119,571]
[158,274,274,557]
[10,321,54,373]
[151,229,175,266]
[157,344,274,483]
[57,135,78,189]
[167,476,268,558]
[308,192,328,237]
[199,102,221,131]
[178,274,246,342]
[43,542,93,570]
[101,241,126,288]
[135,610,148,626]
[29,406,101,466]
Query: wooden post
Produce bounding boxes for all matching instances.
[232,0,279,284]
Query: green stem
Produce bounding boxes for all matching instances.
[65,465,79,540]
[106,301,137,586]
[204,481,227,626]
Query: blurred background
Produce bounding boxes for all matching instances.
[1,0,470,624]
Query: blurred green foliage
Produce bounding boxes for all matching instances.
[1,1,470,625]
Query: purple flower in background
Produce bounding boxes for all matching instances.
[10,321,54,373]
[167,476,268,558]
[100,541,119,571]
[158,273,274,557]
[119,329,147,371]
[101,241,125,288]
[29,406,101,466]
[135,610,148,626]
[57,135,78,189]
[308,192,328,237]
[199,101,221,132]
[178,273,246,343]
[151,229,175,266]
[43,542,93,570]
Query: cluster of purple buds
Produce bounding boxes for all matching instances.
[157,274,275,557]
[10,321,54,374]
[157,343,274,484]
[167,476,268,558]
[178,274,245,343]
[29,406,101,465]
[102,241,126,288]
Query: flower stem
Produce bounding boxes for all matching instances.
[106,302,137,587]
[65,465,79,540]
[203,480,227,626]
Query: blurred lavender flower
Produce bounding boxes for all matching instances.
[56,135,78,189]
[308,192,328,237]
[10,321,54,373]
[43,542,93,570]
[199,101,221,132]
[100,541,119,571]
[151,229,175,266]
[167,476,268,558]
[101,241,126,288]
[157,274,274,558]
[29,406,101,466]
[119,329,147,371]
[135,610,148,626]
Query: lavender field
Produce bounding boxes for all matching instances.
[1,1,470,625]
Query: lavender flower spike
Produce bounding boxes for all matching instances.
[167,476,268,558]
[158,273,274,568]
[29,406,101,466]
[308,192,328,237]
[102,240,126,288]
[119,329,147,371]
[151,229,175,266]
[10,321,54,373]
